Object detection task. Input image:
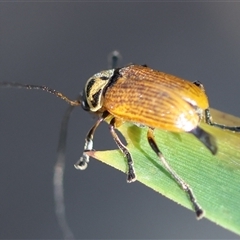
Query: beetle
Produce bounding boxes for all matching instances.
[1,63,240,220]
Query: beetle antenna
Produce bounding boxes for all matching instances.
[53,95,80,239]
[0,82,81,106]
[108,50,122,69]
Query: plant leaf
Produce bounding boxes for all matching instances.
[87,108,240,235]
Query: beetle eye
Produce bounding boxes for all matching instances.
[80,90,90,111]
[81,100,90,111]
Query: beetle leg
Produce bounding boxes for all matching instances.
[74,111,109,170]
[205,109,240,132]
[189,126,217,155]
[193,80,205,90]
[147,128,204,219]
[109,118,136,183]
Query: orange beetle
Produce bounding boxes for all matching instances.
[1,63,239,219]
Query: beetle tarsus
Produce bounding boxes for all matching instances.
[127,170,136,183]
[75,113,108,170]
[196,208,204,220]
[74,154,89,170]
[185,188,204,219]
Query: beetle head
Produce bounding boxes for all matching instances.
[81,69,115,112]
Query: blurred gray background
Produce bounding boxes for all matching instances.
[0,2,240,239]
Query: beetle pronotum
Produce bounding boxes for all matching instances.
[1,60,240,221]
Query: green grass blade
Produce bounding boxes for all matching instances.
[87,109,240,235]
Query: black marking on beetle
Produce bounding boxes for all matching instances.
[91,89,102,108]
[142,64,148,67]
[100,76,109,80]
[86,79,95,98]
[102,68,122,96]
